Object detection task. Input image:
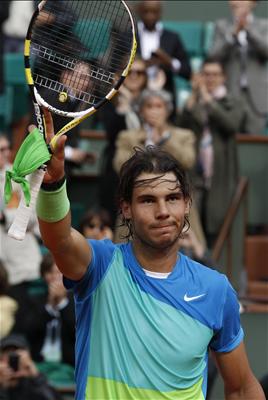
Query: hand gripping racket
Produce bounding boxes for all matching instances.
[8,0,137,240]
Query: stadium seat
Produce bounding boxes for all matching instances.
[163,21,204,57]
[4,53,26,86]
[190,56,203,73]
[173,76,191,110]
[203,21,215,56]
[71,202,86,229]
[4,53,29,123]
[0,86,13,130]
[74,19,110,58]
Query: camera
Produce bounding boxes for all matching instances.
[8,352,20,371]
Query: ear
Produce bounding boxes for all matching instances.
[120,201,132,220]
[185,198,191,215]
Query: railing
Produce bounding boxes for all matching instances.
[211,176,249,278]
[211,134,268,283]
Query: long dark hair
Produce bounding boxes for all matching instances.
[117,146,192,240]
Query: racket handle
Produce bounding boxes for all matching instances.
[8,167,46,241]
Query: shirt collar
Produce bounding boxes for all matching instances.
[212,85,227,100]
[138,21,163,34]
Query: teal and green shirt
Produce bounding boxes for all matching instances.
[64,239,243,400]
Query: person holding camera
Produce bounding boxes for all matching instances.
[0,334,62,400]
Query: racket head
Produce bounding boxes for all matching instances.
[25,0,137,122]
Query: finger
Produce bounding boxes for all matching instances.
[52,135,67,157]
[42,107,54,143]
[28,124,36,133]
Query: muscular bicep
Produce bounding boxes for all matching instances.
[54,227,92,281]
[39,212,91,281]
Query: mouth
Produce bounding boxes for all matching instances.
[151,224,175,232]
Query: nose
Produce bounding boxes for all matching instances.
[155,200,169,219]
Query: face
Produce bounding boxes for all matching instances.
[125,59,147,92]
[141,95,169,127]
[61,62,91,93]
[202,62,225,93]
[229,0,256,19]
[122,172,190,250]
[82,215,104,240]
[138,1,162,31]
[0,137,11,169]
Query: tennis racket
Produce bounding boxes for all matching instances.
[8,0,137,240]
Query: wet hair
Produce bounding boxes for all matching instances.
[117,146,192,239]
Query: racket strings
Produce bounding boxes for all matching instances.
[32,44,114,85]
[29,0,133,112]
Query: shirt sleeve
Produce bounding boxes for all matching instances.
[210,278,244,353]
[63,239,116,300]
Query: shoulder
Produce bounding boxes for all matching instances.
[179,254,240,333]
[169,126,195,139]
[253,17,268,26]
[117,129,144,140]
[162,28,180,40]
[182,254,229,293]
[0,295,18,311]
[89,239,118,260]
[64,239,120,295]
[220,93,246,110]
[214,18,231,30]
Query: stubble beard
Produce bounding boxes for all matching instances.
[133,224,182,251]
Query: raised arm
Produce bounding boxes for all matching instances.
[36,109,91,281]
[209,20,235,61]
[247,20,268,59]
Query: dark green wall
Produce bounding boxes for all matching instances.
[129,0,268,22]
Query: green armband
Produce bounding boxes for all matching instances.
[36,180,70,222]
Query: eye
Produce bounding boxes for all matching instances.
[140,197,154,204]
[168,194,181,202]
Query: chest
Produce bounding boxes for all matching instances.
[92,264,213,370]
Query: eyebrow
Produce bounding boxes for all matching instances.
[136,190,183,200]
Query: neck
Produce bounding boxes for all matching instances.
[131,89,141,99]
[132,238,179,273]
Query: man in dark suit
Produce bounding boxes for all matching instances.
[135,0,191,118]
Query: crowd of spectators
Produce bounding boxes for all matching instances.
[0,0,267,398]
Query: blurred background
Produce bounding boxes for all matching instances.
[0,1,267,399]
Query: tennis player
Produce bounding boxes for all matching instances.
[35,109,264,400]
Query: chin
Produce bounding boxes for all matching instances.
[152,235,180,250]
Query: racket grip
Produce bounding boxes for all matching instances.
[8,167,46,241]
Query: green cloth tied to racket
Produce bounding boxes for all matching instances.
[4,128,51,206]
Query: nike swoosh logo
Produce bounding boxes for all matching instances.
[184,293,206,302]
